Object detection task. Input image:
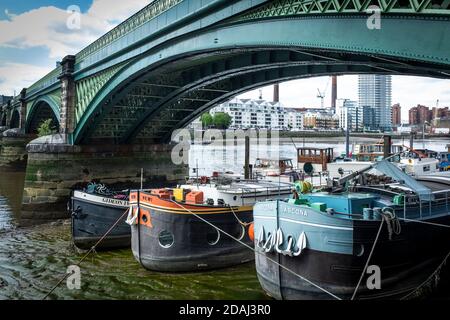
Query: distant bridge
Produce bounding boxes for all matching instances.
[2,0,450,145]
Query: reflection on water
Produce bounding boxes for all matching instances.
[0,222,265,300]
[0,171,25,230]
[0,170,265,300]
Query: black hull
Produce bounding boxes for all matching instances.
[71,192,130,251]
[256,215,450,300]
[131,207,254,272]
[257,250,447,300]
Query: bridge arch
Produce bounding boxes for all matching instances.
[1,113,7,127]
[25,97,60,134]
[9,110,20,129]
[72,13,450,145]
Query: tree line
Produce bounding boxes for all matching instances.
[200,112,232,129]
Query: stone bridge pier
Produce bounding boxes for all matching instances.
[0,130,35,169]
[0,89,35,169]
[20,134,187,225]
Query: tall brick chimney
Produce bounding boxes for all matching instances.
[274,84,280,103]
[331,76,337,112]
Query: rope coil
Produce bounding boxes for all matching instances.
[228,205,252,227]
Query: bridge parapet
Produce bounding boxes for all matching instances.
[238,0,450,20]
[76,0,182,63]
[25,0,268,100]
[25,0,181,99]
[26,66,62,98]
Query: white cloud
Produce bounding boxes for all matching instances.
[0,62,51,95]
[0,1,152,58]
[0,0,152,95]
[239,75,450,120]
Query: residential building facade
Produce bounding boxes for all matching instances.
[358,75,392,131]
[337,100,362,131]
[392,103,402,126]
[409,104,432,125]
[209,98,292,130]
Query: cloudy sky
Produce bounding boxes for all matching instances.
[0,1,449,123]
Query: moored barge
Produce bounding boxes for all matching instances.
[253,160,450,300]
[128,176,293,272]
[70,184,130,250]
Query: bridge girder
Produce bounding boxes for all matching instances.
[19,1,450,145]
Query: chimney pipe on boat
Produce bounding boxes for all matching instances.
[244,135,250,179]
[383,135,392,159]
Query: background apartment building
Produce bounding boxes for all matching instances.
[358,75,393,131]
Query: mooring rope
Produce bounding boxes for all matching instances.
[42,208,130,300]
[169,200,342,300]
[228,205,252,227]
[351,217,385,300]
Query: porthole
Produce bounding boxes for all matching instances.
[158,230,174,248]
[206,228,220,246]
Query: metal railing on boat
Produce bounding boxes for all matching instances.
[403,189,450,220]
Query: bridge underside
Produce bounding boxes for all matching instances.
[9,110,20,129]
[44,13,450,145]
[78,48,450,145]
[26,101,60,134]
[1,114,7,127]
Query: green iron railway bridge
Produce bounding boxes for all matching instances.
[1,0,450,145]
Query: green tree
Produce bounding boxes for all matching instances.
[213,112,232,129]
[37,119,57,137]
[200,113,213,128]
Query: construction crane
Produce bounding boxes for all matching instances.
[317,77,331,108]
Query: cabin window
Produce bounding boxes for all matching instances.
[423,165,431,172]
[158,230,174,248]
[206,228,220,246]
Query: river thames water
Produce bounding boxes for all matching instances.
[0,136,449,300]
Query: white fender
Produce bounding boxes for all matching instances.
[263,231,276,253]
[275,228,284,254]
[125,207,139,226]
[256,226,265,250]
[293,232,307,257]
[282,236,295,257]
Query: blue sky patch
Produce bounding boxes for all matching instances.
[0,0,92,20]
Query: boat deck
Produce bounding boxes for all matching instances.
[196,180,293,194]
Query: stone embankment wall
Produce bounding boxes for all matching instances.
[21,138,187,224]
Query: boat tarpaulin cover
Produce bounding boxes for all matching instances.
[374,160,433,201]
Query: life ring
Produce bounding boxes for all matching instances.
[248,223,254,242]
